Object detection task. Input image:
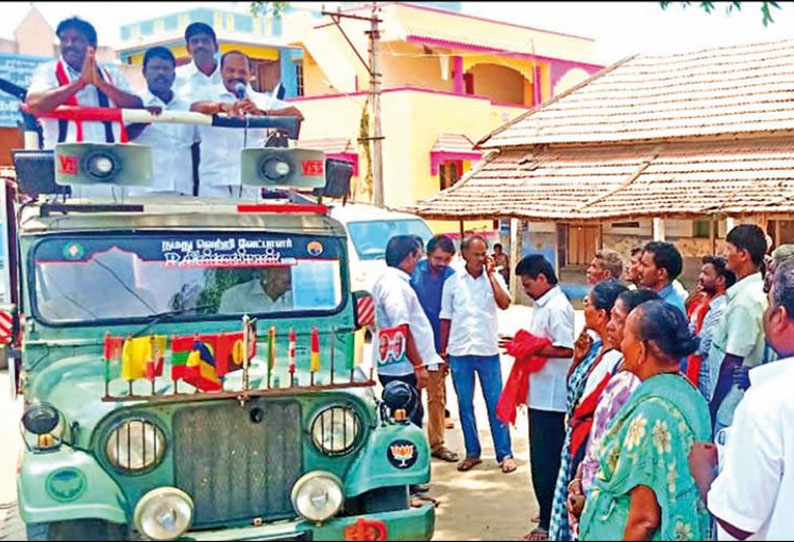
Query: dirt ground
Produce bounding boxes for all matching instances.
[428,407,537,541]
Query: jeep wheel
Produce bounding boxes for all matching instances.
[26,520,128,541]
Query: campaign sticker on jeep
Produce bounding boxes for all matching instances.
[46,468,86,502]
[387,439,417,469]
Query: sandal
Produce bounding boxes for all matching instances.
[500,457,518,474]
[522,528,549,541]
[431,447,460,462]
[456,457,482,472]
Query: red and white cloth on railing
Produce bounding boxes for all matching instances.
[356,295,375,328]
[28,58,134,148]
[0,309,13,345]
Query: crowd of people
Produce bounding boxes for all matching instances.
[25,16,303,197]
[371,224,794,541]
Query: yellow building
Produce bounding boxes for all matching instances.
[116,7,303,97]
[284,2,603,234]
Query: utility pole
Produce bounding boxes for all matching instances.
[366,4,384,206]
[317,5,384,206]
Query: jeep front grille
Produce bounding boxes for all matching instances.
[172,399,303,527]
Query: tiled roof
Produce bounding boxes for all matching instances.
[408,138,794,220]
[297,137,356,154]
[479,39,794,148]
[430,133,478,154]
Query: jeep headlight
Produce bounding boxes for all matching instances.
[106,419,166,473]
[291,471,344,523]
[311,406,360,456]
[20,402,64,450]
[134,487,193,540]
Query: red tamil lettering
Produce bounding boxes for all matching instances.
[301,160,324,177]
[58,155,78,175]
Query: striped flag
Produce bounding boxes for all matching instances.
[268,326,276,369]
[288,328,296,375]
[104,335,124,382]
[310,327,320,372]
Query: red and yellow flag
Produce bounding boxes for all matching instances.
[122,335,166,381]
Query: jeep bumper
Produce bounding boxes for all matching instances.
[180,504,435,541]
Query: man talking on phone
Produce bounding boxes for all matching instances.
[439,234,517,474]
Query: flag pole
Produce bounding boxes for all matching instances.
[330,328,337,385]
[242,317,250,391]
[150,335,156,396]
[103,331,110,399]
[288,327,296,387]
[267,326,275,389]
[172,334,179,395]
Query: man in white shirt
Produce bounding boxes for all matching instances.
[126,47,199,196]
[439,234,516,474]
[26,17,142,149]
[703,259,794,540]
[190,50,304,198]
[515,254,575,540]
[174,23,222,102]
[219,267,293,314]
[371,235,436,426]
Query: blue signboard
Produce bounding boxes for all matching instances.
[0,52,50,127]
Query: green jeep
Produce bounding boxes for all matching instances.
[10,144,434,541]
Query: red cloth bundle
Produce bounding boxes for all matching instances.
[496,330,552,426]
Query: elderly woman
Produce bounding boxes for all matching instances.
[578,300,711,541]
[548,279,627,541]
[566,289,659,538]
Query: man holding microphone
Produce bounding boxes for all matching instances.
[190,50,303,197]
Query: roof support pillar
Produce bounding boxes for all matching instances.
[653,217,666,241]
[509,218,523,303]
[726,216,735,234]
[710,218,717,255]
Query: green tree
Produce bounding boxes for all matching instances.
[660,2,782,26]
[250,1,291,17]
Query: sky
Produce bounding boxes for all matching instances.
[2,1,794,65]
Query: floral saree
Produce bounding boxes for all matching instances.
[579,373,711,541]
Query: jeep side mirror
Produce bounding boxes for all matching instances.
[352,291,374,331]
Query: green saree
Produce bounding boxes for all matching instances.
[579,373,711,541]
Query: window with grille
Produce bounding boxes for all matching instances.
[439,161,462,190]
[296,63,304,97]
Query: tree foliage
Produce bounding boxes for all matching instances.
[659,2,782,26]
[249,1,291,17]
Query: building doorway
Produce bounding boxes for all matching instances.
[769,220,794,247]
[558,224,599,268]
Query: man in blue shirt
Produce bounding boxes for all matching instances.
[411,235,459,462]
[639,241,687,315]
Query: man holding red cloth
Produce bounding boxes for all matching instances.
[508,255,575,542]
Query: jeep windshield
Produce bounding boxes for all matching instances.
[31,232,344,324]
[346,219,433,260]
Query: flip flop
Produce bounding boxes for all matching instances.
[431,447,460,462]
[500,457,518,474]
[522,528,549,541]
[457,457,482,472]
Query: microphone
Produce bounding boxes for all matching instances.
[234,82,246,100]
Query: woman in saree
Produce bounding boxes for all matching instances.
[548,279,627,541]
[566,288,660,538]
[579,300,711,541]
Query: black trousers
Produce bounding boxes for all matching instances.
[379,373,424,428]
[528,408,566,531]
